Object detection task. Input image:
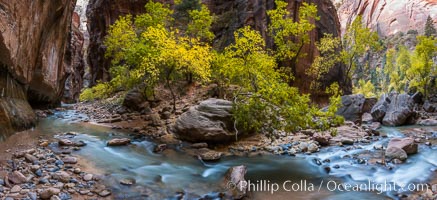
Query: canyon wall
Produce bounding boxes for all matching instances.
[333,0,437,36]
[0,0,76,134]
[86,0,350,96]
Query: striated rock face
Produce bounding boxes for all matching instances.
[0,0,77,105]
[333,0,437,36]
[63,11,85,103]
[0,0,76,135]
[86,0,350,96]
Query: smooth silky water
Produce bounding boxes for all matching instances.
[31,109,436,199]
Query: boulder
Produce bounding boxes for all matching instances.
[385,146,408,161]
[123,89,147,111]
[363,97,377,113]
[387,138,418,155]
[107,138,131,146]
[223,165,247,199]
[371,93,416,126]
[198,148,223,161]
[58,139,74,146]
[361,113,373,124]
[423,101,437,113]
[371,94,391,122]
[336,94,366,124]
[172,99,235,143]
[417,119,437,126]
[382,94,415,126]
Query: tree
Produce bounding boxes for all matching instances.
[342,16,381,85]
[267,0,319,81]
[187,4,214,42]
[219,26,342,134]
[407,35,437,98]
[425,15,437,37]
[306,33,342,90]
[393,46,411,92]
[82,1,214,112]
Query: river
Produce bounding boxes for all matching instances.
[17,109,437,199]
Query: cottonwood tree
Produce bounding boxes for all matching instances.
[267,0,319,82]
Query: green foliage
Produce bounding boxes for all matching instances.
[342,16,381,83]
[267,0,319,78]
[425,15,437,37]
[79,82,112,102]
[187,4,214,42]
[353,79,376,98]
[313,83,344,130]
[135,0,173,30]
[221,26,312,132]
[307,33,342,90]
[407,35,437,97]
[81,1,214,111]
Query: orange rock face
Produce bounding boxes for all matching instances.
[333,0,437,36]
[0,0,76,104]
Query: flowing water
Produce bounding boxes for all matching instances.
[26,109,437,199]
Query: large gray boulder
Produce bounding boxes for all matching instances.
[336,94,366,123]
[371,94,391,122]
[382,94,415,126]
[371,93,416,126]
[172,98,235,143]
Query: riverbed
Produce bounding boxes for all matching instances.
[3,108,437,200]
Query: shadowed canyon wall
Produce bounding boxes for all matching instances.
[86,0,350,97]
[0,0,77,134]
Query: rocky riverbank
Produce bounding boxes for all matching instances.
[0,131,112,200]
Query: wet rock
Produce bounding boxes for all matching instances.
[222,165,247,199]
[198,149,223,161]
[74,141,87,147]
[40,187,61,199]
[341,138,354,145]
[336,94,366,124]
[107,138,131,146]
[374,144,384,150]
[61,156,78,164]
[120,178,136,186]
[7,171,27,184]
[171,99,235,143]
[153,144,167,153]
[385,146,408,161]
[98,189,111,197]
[313,133,331,146]
[58,139,74,146]
[307,143,319,153]
[387,138,418,154]
[417,119,437,126]
[191,143,208,149]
